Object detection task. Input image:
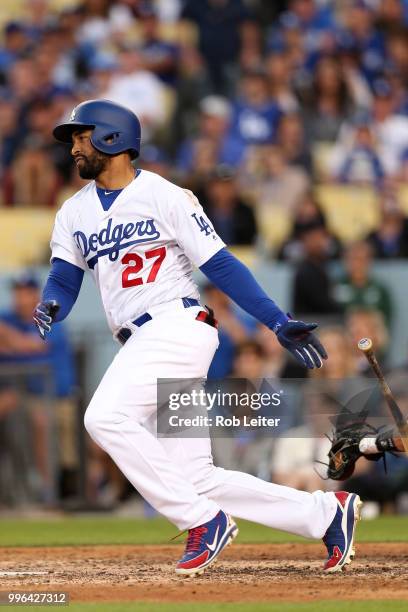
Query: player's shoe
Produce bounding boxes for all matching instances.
[323,491,362,572]
[175,510,238,576]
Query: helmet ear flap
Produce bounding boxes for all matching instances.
[91,126,125,155]
[102,132,122,145]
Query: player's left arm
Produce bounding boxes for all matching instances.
[200,249,327,369]
[33,258,84,340]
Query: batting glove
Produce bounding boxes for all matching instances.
[33,300,60,341]
[275,318,328,369]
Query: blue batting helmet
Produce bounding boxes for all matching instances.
[53,99,141,159]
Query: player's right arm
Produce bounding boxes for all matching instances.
[33,205,86,340]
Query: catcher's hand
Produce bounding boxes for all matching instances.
[327,424,384,481]
[33,300,60,340]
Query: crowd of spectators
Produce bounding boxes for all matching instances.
[0,1,407,244]
[0,272,79,506]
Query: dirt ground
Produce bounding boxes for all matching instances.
[1,543,408,603]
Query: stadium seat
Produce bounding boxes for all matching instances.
[312,142,336,181]
[0,0,73,28]
[229,246,257,268]
[255,205,292,252]
[0,0,24,27]
[161,20,198,45]
[0,209,54,268]
[315,185,380,243]
[397,185,408,215]
[50,0,78,9]
[160,85,176,125]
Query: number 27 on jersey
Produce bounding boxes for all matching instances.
[121,246,166,288]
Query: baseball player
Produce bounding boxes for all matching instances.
[34,99,361,576]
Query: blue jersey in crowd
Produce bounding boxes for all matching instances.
[0,311,76,398]
[228,100,282,146]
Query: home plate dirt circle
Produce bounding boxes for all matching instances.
[1,543,408,603]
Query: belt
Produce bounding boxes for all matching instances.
[117,297,211,346]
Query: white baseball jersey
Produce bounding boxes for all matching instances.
[50,170,225,333]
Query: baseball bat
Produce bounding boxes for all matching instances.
[357,337,408,454]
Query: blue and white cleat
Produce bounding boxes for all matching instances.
[323,491,363,572]
[175,510,238,576]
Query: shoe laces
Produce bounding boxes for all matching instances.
[185,526,208,553]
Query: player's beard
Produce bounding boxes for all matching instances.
[76,150,110,180]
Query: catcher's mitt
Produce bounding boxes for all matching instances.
[326,422,384,481]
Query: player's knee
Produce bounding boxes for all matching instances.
[84,408,106,442]
[187,463,220,493]
[83,408,97,439]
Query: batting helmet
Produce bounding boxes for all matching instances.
[53,99,141,159]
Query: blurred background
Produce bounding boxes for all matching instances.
[1,0,408,519]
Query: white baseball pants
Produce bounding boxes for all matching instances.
[84,299,337,537]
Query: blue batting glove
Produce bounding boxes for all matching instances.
[33,300,60,341]
[275,318,328,369]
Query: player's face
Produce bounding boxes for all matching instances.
[71,129,109,179]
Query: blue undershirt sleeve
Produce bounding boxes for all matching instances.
[199,248,288,332]
[42,258,84,322]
